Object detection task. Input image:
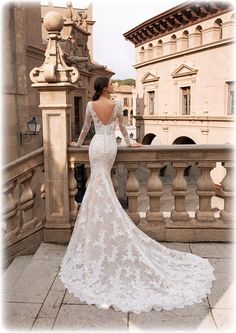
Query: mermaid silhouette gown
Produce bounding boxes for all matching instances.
[59,99,216,314]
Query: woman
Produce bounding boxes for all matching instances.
[59,77,215,314]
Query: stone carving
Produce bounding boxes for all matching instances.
[30,11,79,84]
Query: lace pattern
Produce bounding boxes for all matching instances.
[60,99,216,314]
[76,99,131,147]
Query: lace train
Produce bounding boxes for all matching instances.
[59,167,216,314]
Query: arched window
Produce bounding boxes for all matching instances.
[130,109,133,125]
[139,46,145,62]
[170,34,177,53]
[182,30,189,49]
[214,18,223,40]
[157,39,163,57]
[195,25,203,45]
[123,109,128,117]
[146,43,153,60]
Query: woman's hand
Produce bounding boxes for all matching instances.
[68,141,79,146]
[129,142,144,148]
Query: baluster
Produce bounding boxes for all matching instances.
[68,163,78,227]
[111,165,119,195]
[40,166,45,200]
[195,161,216,222]
[40,166,46,224]
[171,162,190,222]
[126,163,140,225]
[2,180,20,241]
[220,161,233,222]
[41,183,45,199]
[19,170,37,232]
[146,162,164,223]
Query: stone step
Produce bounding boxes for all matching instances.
[3,255,34,293]
[3,242,66,304]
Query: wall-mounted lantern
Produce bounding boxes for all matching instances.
[20,117,41,144]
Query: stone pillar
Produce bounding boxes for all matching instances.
[29,11,79,243]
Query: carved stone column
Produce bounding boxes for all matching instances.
[195,161,216,222]
[220,161,233,222]
[171,162,190,222]
[126,163,140,224]
[29,11,79,243]
[146,162,164,223]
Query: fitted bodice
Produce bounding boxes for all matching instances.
[76,99,132,146]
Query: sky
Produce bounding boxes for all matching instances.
[39,0,185,79]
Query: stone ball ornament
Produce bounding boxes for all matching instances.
[29,10,79,84]
[43,11,64,32]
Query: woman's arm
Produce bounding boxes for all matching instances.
[75,102,92,147]
[117,101,132,146]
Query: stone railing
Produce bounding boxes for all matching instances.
[1,144,233,267]
[68,144,234,242]
[1,148,45,267]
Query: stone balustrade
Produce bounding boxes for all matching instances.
[68,144,234,242]
[1,148,45,267]
[1,144,234,267]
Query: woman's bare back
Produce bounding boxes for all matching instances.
[91,99,116,125]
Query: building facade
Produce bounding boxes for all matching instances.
[111,83,137,144]
[124,1,234,148]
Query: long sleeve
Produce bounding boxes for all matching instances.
[117,100,132,146]
[76,102,92,147]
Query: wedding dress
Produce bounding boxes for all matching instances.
[59,99,216,314]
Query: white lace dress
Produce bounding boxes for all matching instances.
[59,99,216,314]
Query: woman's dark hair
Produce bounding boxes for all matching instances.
[92,77,110,101]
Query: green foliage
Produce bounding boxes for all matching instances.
[112,79,135,86]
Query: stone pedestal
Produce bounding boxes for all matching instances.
[29,11,79,243]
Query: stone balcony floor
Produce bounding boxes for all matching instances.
[2,242,235,332]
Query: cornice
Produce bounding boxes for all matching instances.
[124,1,233,47]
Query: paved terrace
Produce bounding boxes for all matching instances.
[2,242,235,332]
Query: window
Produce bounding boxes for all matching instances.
[74,96,82,136]
[181,87,191,115]
[148,91,155,115]
[124,98,129,106]
[123,109,128,117]
[227,82,234,115]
